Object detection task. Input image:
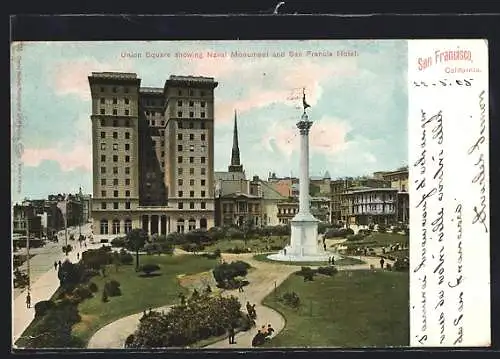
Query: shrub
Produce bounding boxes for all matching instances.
[100,239,109,244]
[119,251,134,265]
[158,241,174,254]
[281,291,301,308]
[317,266,338,276]
[81,248,113,269]
[368,223,375,230]
[226,246,251,254]
[213,248,221,258]
[124,334,135,348]
[377,224,387,233]
[346,233,365,241]
[128,294,244,348]
[104,279,122,296]
[22,300,83,348]
[324,228,354,239]
[295,266,315,281]
[393,259,409,271]
[391,226,401,234]
[88,282,98,292]
[111,237,127,247]
[140,263,161,276]
[13,269,29,288]
[212,261,250,288]
[102,288,109,302]
[73,284,93,300]
[166,232,187,245]
[358,229,372,236]
[34,300,55,317]
[404,227,409,236]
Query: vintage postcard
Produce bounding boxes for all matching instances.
[10,39,490,350]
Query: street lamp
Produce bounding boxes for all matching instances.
[25,213,31,293]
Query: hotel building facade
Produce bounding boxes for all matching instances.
[88,72,217,239]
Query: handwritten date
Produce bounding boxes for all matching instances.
[413,79,474,87]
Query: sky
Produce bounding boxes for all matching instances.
[10,40,408,203]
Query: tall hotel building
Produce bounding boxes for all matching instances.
[88,72,217,238]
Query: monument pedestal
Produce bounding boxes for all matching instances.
[268,213,331,262]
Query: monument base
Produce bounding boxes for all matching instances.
[267,212,338,262]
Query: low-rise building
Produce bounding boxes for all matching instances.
[344,187,398,226]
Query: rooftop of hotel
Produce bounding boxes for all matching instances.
[90,72,138,79]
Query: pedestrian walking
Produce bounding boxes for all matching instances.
[54,261,58,270]
[238,281,244,292]
[26,292,31,308]
[331,256,335,265]
[380,257,385,269]
[77,252,80,260]
[58,260,62,269]
[323,243,327,251]
[228,325,236,344]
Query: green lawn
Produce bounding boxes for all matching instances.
[72,254,218,345]
[344,232,408,249]
[262,270,409,348]
[203,236,289,253]
[253,254,365,267]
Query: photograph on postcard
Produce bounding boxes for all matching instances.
[10,39,489,349]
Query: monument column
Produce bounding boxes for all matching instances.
[298,113,313,215]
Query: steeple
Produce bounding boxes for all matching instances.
[228,110,243,173]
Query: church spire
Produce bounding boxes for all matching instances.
[228,110,243,173]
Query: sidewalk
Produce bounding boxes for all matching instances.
[12,240,101,346]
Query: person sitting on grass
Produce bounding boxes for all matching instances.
[266,324,275,338]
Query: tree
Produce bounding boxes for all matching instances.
[126,229,148,271]
[242,215,255,247]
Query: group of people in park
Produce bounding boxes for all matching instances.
[251,324,275,346]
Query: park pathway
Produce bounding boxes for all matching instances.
[86,250,393,349]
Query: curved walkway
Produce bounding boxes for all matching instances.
[86,249,393,349]
[87,305,172,349]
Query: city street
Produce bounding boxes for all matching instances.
[12,222,101,346]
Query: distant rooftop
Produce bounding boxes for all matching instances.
[140,87,163,94]
[169,75,215,82]
[90,72,138,79]
[348,187,398,194]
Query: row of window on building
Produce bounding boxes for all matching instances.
[353,204,396,213]
[177,156,207,164]
[100,202,132,210]
[101,155,131,163]
[177,202,207,209]
[278,207,298,215]
[101,178,131,186]
[101,166,131,174]
[98,87,206,97]
[177,121,207,129]
[222,203,261,213]
[100,131,131,139]
[100,108,131,116]
[178,179,206,186]
[100,143,130,151]
[100,118,131,127]
[177,167,207,176]
[177,190,207,198]
[351,194,396,203]
[100,97,130,105]
[99,218,132,235]
[100,189,132,198]
[178,133,206,141]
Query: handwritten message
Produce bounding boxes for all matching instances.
[409,40,490,347]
